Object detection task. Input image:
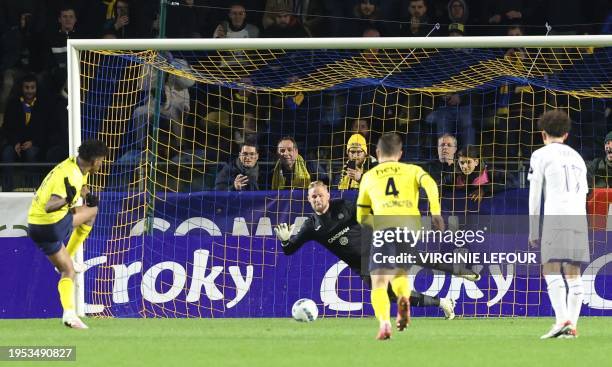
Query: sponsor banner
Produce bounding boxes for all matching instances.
[1,190,612,318]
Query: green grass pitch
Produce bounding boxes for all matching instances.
[1,317,611,366]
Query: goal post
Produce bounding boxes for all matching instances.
[67,36,612,318]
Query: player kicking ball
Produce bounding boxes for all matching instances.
[355,133,445,340]
[528,110,588,339]
[27,139,108,329]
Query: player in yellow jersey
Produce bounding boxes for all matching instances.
[27,139,108,329]
[356,133,445,340]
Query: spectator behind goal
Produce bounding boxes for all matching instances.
[587,131,612,188]
[336,133,377,189]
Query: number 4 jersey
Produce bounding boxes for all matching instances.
[356,161,441,224]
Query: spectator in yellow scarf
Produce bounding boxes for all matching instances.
[337,133,377,189]
[271,137,327,189]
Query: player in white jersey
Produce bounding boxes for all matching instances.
[528,110,589,339]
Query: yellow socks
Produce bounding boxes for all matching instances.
[391,275,411,298]
[66,224,92,257]
[58,277,75,311]
[371,287,390,322]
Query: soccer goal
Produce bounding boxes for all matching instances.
[67,36,612,318]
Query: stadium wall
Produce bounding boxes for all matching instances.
[1,191,611,318]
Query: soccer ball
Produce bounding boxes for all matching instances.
[291,298,318,322]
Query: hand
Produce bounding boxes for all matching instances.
[213,24,226,38]
[274,223,295,243]
[81,185,90,198]
[21,141,33,150]
[85,193,99,207]
[346,168,363,182]
[20,13,32,29]
[64,177,77,204]
[529,238,540,249]
[114,15,129,30]
[14,143,22,156]
[506,10,522,19]
[233,174,249,190]
[432,215,445,231]
[488,14,501,24]
[469,187,483,203]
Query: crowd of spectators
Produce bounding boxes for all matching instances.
[1,0,611,192]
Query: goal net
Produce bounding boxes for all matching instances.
[70,36,612,318]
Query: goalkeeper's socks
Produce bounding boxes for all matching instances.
[390,275,411,298]
[66,224,93,257]
[58,277,75,311]
[566,276,584,327]
[371,287,391,322]
[409,291,440,307]
[544,274,569,325]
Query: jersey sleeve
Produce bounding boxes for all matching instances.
[527,152,543,240]
[48,170,69,199]
[282,217,315,255]
[356,174,372,224]
[417,167,441,215]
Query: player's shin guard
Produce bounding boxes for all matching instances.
[66,224,92,257]
[391,275,411,298]
[58,277,75,311]
[566,276,584,327]
[544,274,569,325]
[371,287,391,323]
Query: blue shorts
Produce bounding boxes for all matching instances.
[28,212,73,256]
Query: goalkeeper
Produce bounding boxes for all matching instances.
[275,181,479,320]
[27,139,108,329]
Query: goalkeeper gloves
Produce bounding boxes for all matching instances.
[85,193,99,207]
[274,223,294,245]
[64,177,77,205]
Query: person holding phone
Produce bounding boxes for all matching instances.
[337,133,377,189]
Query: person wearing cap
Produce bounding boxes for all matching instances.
[586,131,612,188]
[337,133,377,189]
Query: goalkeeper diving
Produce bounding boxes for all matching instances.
[27,139,108,329]
[274,180,480,321]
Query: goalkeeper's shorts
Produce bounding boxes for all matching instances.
[28,212,73,256]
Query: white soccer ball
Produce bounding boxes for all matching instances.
[291,298,318,322]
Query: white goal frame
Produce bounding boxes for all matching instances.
[67,35,612,316]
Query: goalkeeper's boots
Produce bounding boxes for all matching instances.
[559,326,578,339]
[376,322,392,340]
[440,297,456,320]
[62,310,89,329]
[540,320,571,339]
[396,296,411,331]
[457,269,481,282]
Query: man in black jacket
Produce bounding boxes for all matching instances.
[587,131,612,188]
[1,74,50,191]
[215,143,260,191]
[275,181,481,319]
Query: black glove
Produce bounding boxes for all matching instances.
[85,193,99,207]
[64,177,77,204]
